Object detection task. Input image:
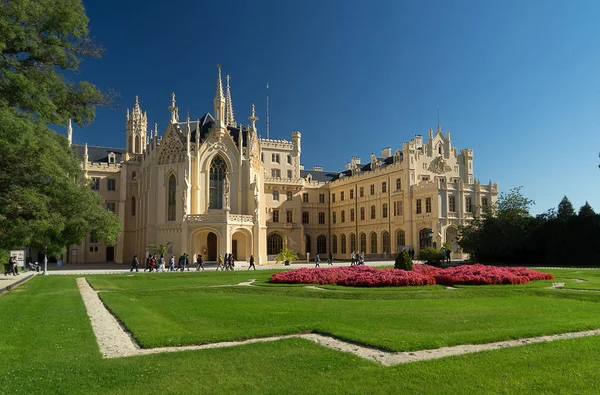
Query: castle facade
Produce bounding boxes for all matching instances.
[69,67,497,264]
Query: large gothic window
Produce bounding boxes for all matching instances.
[167,175,176,221]
[267,234,283,255]
[209,156,227,209]
[396,230,406,251]
[340,234,346,254]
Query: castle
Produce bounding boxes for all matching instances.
[68,66,498,265]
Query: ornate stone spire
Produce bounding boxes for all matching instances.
[214,65,226,126]
[168,92,179,124]
[225,75,235,126]
[154,123,158,138]
[126,96,147,154]
[248,104,258,130]
[67,118,73,145]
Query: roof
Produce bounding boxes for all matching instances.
[72,145,125,163]
[176,113,249,148]
[300,170,339,183]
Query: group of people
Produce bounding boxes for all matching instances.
[130,252,256,272]
[350,252,365,266]
[4,256,20,276]
[130,253,198,272]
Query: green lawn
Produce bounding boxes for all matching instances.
[2,270,600,394]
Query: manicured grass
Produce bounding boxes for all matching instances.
[2,272,600,394]
[98,281,600,351]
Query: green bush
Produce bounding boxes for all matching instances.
[394,251,413,271]
[418,247,445,265]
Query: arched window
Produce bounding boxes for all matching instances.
[360,233,366,254]
[167,175,176,221]
[382,203,388,218]
[341,234,347,254]
[209,156,227,209]
[370,232,377,253]
[350,233,356,253]
[396,230,406,251]
[305,235,311,254]
[419,228,432,250]
[134,135,141,153]
[131,197,136,216]
[317,235,327,254]
[371,205,376,219]
[382,231,390,254]
[267,233,283,255]
[332,235,337,254]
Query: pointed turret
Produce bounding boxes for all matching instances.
[126,96,147,154]
[67,118,73,145]
[214,64,226,126]
[225,75,235,126]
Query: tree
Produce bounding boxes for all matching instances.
[579,202,596,218]
[148,243,173,257]
[275,248,299,265]
[0,0,120,256]
[557,196,575,221]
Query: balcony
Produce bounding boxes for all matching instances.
[186,213,254,225]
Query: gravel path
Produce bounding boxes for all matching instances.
[77,277,600,363]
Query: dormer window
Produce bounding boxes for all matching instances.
[108,152,116,163]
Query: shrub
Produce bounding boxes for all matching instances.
[394,251,413,271]
[418,247,445,265]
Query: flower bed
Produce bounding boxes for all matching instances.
[269,264,553,287]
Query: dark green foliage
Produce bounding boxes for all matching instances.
[394,250,413,271]
[459,190,600,266]
[418,247,444,265]
[0,0,120,255]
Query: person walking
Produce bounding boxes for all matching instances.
[315,254,320,268]
[446,248,451,264]
[130,255,139,272]
[158,254,165,272]
[217,254,224,271]
[351,251,356,266]
[144,255,151,272]
[328,251,333,265]
[196,254,204,271]
[185,253,190,271]
[169,255,175,271]
[248,255,256,270]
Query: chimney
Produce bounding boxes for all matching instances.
[313,166,323,172]
[345,162,351,171]
[351,156,361,167]
[381,147,391,157]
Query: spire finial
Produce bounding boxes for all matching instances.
[437,105,441,133]
[225,74,235,126]
[154,123,158,137]
[265,84,270,139]
[67,118,73,145]
[216,64,224,99]
[169,92,178,124]
[249,103,259,130]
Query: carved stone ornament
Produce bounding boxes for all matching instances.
[158,130,185,165]
[428,156,452,174]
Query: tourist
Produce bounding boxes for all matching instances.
[130,255,139,272]
[196,254,204,271]
[169,255,175,271]
[328,251,333,265]
[351,251,356,266]
[149,254,156,272]
[185,253,190,271]
[158,254,165,272]
[248,255,255,270]
[315,254,320,268]
[446,248,451,264]
[144,255,151,272]
[217,254,224,270]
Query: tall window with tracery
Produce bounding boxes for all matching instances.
[209,156,227,209]
[167,175,176,221]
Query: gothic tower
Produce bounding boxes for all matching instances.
[126,96,147,154]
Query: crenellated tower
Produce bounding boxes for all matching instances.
[126,96,147,154]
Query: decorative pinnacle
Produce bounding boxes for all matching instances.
[154,123,158,136]
[168,92,178,124]
[215,64,224,99]
[248,103,258,130]
[225,74,235,126]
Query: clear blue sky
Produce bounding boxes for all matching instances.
[72,0,600,214]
